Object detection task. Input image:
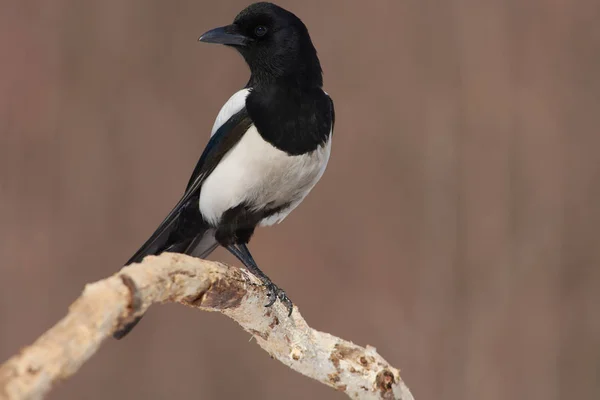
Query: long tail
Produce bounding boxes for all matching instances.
[113,213,218,339]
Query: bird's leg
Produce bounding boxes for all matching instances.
[225,243,269,281]
[225,243,293,316]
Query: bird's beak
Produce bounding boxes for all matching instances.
[198,25,250,47]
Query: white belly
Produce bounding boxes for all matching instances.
[199,125,331,227]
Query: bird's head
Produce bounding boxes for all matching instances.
[199,2,322,88]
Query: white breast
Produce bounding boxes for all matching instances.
[199,126,332,227]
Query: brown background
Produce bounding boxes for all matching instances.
[1,1,599,399]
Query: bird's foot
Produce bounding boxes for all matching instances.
[223,243,293,316]
[264,281,293,316]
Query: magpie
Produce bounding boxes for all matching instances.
[113,2,335,339]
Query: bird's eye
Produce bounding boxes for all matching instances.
[254,25,268,37]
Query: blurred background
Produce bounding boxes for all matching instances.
[1,0,599,399]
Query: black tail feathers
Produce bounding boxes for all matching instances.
[113,216,217,339]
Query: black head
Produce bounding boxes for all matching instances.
[199,2,323,88]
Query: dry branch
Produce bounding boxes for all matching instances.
[0,253,414,400]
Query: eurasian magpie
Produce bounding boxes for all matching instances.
[113,2,334,339]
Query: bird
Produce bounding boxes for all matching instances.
[113,2,335,339]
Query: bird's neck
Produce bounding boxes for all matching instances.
[249,72,320,90]
[246,49,323,89]
[248,70,322,90]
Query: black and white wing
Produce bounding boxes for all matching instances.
[125,90,252,265]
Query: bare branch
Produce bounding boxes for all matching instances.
[0,253,414,400]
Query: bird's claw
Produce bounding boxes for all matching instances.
[264,282,293,316]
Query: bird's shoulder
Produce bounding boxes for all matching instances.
[210,88,252,136]
[185,98,253,192]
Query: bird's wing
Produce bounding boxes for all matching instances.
[185,108,253,191]
[125,108,253,265]
[327,94,335,133]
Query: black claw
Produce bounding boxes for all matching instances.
[264,283,278,307]
[263,282,293,315]
[283,297,293,317]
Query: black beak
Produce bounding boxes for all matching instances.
[198,25,250,47]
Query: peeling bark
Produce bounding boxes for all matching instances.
[0,253,414,400]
